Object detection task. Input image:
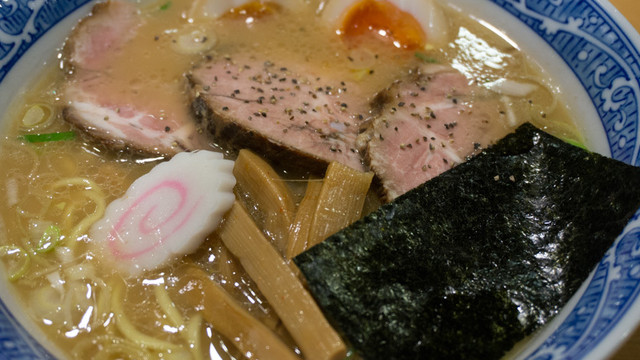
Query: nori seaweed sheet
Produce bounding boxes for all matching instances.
[294,123,640,360]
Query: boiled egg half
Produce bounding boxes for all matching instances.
[320,0,450,50]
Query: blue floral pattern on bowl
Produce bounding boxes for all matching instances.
[0,0,92,83]
[493,0,640,166]
[488,1,640,359]
[1,0,640,359]
[1,1,93,358]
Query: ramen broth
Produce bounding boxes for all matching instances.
[0,1,582,359]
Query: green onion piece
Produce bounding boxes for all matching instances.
[21,104,55,128]
[21,131,76,143]
[564,138,588,150]
[160,1,172,10]
[36,225,63,254]
[0,245,31,281]
[350,68,371,81]
[415,52,438,63]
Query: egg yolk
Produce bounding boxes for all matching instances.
[340,0,426,50]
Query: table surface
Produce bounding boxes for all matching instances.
[597,2,640,360]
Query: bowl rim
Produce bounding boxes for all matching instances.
[2,0,640,359]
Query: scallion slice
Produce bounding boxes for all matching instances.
[36,225,63,254]
[415,52,438,63]
[21,131,76,143]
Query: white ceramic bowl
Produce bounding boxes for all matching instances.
[1,0,640,359]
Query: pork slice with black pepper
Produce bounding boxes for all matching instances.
[361,65,515,200]
[188,54,371,172]
[62,0,212,156]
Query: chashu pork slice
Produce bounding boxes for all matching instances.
[62,0,211,156]
[360,65,515,199]
[188,54,372,172]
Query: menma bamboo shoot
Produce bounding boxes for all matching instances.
[232,149,295,254]
[219,201,347,360]
[288,162,373,258]
[178,264,300,360]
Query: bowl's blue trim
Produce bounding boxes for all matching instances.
[1,2,93,359]
[0,300,56,359]
[486,1,640,358]
[491,0,640,166]
[525,216,640,359]
[2,0,640,359]
[0,0,93,83]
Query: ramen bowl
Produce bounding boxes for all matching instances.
[1,0,640,359]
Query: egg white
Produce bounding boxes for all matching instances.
[189,0,304,19]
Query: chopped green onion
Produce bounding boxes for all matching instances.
[36,225,63,254]
[563,138,588,150]
[21,104,55,128]
[415,52,438,63]
[160,1,172,10]
[350,68,371,81]
[0,245,31,281]
[21,131,76,143]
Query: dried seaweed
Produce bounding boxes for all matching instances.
[294,123,640,359]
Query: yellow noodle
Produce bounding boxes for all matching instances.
[156,280,207,360]
[93,340,152,360]
[50,178,106,249]
[62,282,76,327]
[52,177,102,190]
[69,190,106,239]
[0,245,31,281]
[61,280,100,330]
[111,279,179,351]
[45,265,110,332]
[184,313,204,360]
[13,188,53,219]
[160,348,194,360]
[60,203,78,234]
[2,139,39,177]
[219,202,346,360]
[84,279,109,330]
[154,285,184,329]
[5,216,37,256]
[94,279,112,328]
[521,74,559,115]
[69,336,97,357]
[26,251,87,279]
[71,335,145,359]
